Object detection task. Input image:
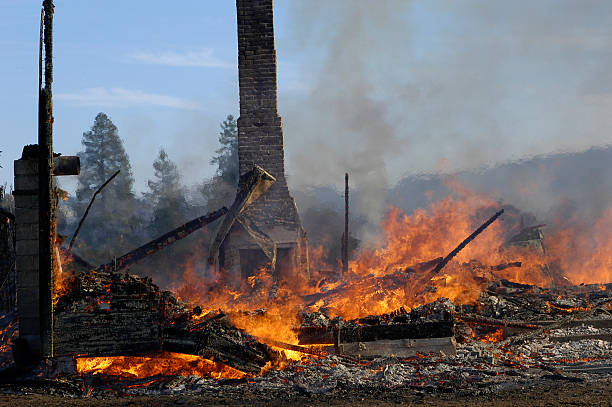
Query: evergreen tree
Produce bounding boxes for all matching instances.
[145,148,189,236]
[73,112,139,263]
[210,115,239,186]
[200,114,239,211]
[76,113,134,202]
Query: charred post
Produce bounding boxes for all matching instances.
[38,0,55,358]
[69,169,120,251]
[342,173,349,276]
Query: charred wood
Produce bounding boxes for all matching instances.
[163,316,279,374]
[302,258,443,306]
[298,321,455,345]
[54,271,164,356]
[430,209,504,275]
[69,169,120,250]
[455,313,542,330]
[54,268,279,373]
[208,165,276,266]
[490,262,522,271]
[96,207,228,273]
[51,156,80,176]
[256,336,330,357]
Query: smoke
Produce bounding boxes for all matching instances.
[278,0,612,242]
[280,1,413,242]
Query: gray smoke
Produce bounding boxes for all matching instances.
[278,0,612,241]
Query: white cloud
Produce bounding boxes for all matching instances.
[55,87,202,110]
[129,49,233,68]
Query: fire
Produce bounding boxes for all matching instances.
[546,301,591,313]
[53,247,76,304]
[480,328,504,343]
[76,351,246,379]
[162,183,612,348]
[48,180,612,362]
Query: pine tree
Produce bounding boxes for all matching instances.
[146,148,189,236]
[73,112,139,263]
[210,115,239,186]
[76,113,134,202]
[200,115,239,211]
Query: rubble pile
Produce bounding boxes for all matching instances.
[0,276,610,397]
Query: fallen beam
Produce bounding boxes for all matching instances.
[163,319,279,374]
[455,313,542,330]
[69,169,120,250]
[430,209,505,275]
[96,207,228,273]
[549,334,612,343]
[298,321,454,345]
[337,337,457,358]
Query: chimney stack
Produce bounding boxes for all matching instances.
[213,0,308,285]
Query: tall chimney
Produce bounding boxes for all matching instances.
[236,0,283,178]
[215,0,308,284]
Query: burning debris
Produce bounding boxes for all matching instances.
[2,278,611,398]
[3,0,612,405]
[51,257,281,375]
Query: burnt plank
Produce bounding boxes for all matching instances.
[298,321,454,345]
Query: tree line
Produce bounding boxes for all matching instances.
[57,112,239,283]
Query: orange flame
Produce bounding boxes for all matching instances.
[480,328,504,343]
[164,184,612,346]
[53,246,75,305]
[76,352,246,380]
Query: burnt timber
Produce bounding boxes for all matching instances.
[298,321,455,345]
[53,267,279,373]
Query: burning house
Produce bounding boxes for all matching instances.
[1,0,612,404]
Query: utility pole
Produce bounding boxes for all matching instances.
[342,173,349,276]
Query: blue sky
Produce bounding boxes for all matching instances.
[2,1,612,198]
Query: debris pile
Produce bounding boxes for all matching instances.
[1,272,611,397]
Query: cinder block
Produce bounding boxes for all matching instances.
[14,159,38,176]
[16,268,39,289]
[14,174,38,191]
[14,208,38,224]
[16,223,38,239]
[17,296,39,317]
[16,239,39,256]
[18,334,42,353]
[14,195,39,209]
[15,254,38,270]
[18,317,41,336]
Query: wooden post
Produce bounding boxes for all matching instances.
[342,173,349,276]
[38,0,55,358]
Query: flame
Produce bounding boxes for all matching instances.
[0,314,18,355]
[47,179,612,363]
[163,183,612,347]
[53,247,75,305]
[480,328,504,343]
[546,301,591,313]
[76,351,246,379]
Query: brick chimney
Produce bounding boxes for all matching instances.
[217,0,308,284]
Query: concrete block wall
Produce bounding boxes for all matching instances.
[13,156,41,355]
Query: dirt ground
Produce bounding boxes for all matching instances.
[0,379,611,407]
